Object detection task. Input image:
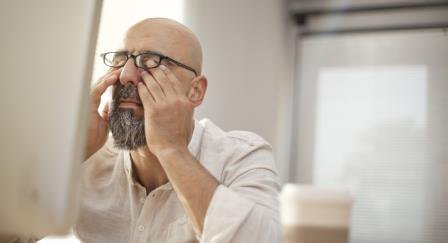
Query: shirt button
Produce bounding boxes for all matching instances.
[138,225,145,232]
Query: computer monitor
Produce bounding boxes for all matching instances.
[0,0,102,237]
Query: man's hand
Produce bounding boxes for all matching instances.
[137,65,194,156]
[137,64,217,235]
[84,71,119,160]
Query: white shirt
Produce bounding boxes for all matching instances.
[74,118,280,243]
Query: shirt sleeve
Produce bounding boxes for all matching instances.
[200,135,281,243]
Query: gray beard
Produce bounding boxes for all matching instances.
[108,84,146,150]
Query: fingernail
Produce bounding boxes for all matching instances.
[159,65,167,70]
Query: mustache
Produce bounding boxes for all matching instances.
[113,83,142,104]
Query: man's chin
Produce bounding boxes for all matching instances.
[109,108,146,150]
[110,129,147,151]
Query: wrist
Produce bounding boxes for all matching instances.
[153,145,190,161]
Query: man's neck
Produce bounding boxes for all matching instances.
[130,147,168,194]
[129,119,196,194]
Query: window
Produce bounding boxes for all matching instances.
[294,29,448,243]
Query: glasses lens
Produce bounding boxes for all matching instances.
[104,52,127,67]
[136,53,161,69]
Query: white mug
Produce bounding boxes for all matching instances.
[279,184,353,243]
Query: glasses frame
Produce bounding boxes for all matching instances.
[100,51,198,76]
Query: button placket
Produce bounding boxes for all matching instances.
[137,225,145,232]
[134,189,161,238]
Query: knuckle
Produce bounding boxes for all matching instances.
[149,107,160,115]
[173,99,183,106]
[146,76,155,84]
[137,83,146,92]
[138,89,148,99]
[141,72,150,81]
[149,69,159,77]
[147,80,157,89]
[147,81,157,90]
[179,97,189,105]
[165,98,176,106]
[159,102,168,110]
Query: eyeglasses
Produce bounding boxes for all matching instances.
[100,51,198,76]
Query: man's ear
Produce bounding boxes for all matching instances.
[188,75,207,107]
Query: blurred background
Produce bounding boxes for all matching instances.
[41,0,448,242]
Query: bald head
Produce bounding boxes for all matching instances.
[123,18,203,75]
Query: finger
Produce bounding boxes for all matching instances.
[137,82,155,109]
[101,102,110,121]
[90,73,118,107]
[91,69,114,86]
[91,69,119,94]
[141,70,164,102]
[149,65,175,97]
[159,64,183,95]
[144,59,171,96]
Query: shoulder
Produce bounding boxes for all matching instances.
[198,119,280,208]
[199,118,271,150]
[197,119,277,178]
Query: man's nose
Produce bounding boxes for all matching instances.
[119,58,141,86]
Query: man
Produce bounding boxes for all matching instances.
[9,17,280,243]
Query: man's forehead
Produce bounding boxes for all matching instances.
[120,35,174,56]
[120,18,202,74]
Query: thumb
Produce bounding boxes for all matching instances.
[101,102,110,122]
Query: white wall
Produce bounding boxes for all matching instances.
[92,0,185,82]
[184,0,296,182]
